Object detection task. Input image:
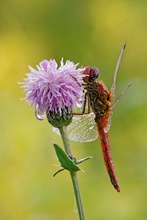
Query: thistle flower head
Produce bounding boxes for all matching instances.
[20,59,85,121]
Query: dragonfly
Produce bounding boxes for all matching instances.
[54,43,130,192]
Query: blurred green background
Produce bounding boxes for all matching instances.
[0,0,147,219]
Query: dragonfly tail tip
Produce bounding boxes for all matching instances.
[116,186,121,192]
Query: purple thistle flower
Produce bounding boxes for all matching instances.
[20,59,85,119]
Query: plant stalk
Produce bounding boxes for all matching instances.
[59,126,85,220]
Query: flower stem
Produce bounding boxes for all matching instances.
[59,126,85,220]
[70,171,85,220]
[59,126,72,156]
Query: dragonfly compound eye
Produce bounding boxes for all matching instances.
[90,67,100,81]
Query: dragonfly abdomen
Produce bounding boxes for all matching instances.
[97,124,120,192]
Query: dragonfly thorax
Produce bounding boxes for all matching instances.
[86,80,112,124]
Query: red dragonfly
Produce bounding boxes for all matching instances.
[54,43,130,192]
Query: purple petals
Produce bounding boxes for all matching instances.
[20,59,85,115]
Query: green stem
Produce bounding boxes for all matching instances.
[70,171,85,220]
[59,126,72,156]
[59,126,85,220]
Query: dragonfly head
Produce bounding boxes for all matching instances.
[83,66,99,83]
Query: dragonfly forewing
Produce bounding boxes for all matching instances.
[53,112,98,142]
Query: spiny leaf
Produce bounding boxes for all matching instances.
[76,156,93,164]
[53,143,80,172]
[53,168,65,177]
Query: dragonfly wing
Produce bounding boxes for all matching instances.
[53,112,98,142]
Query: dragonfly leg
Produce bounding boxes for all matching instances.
[82,92,91,114]
[82,92,87,114]
[73,92,91,115]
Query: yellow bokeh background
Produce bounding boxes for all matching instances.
[0,1,147,219]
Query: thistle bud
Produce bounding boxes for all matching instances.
[46,107,73,128]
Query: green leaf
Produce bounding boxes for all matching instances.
[53,168,65,177]
[76,156,93,164]
[53,143,80,172]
